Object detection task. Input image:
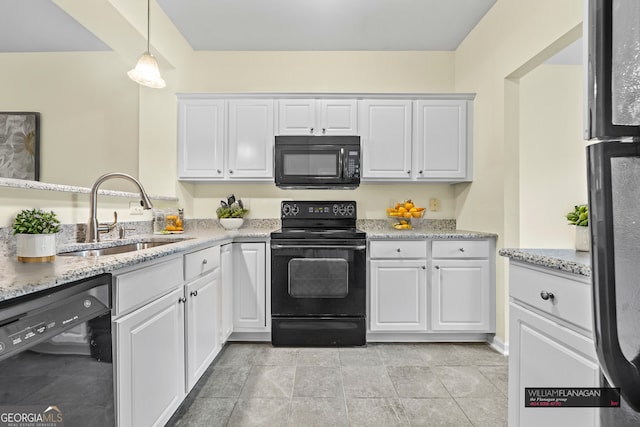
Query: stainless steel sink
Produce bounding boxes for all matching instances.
[59,240,187,257]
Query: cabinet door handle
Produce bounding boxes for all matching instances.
[459,248,465,252]
[190,290,198,297]
[229,170,233,174]
[407,170,411,174]
[178,297,187,304]
[419,170,423,174]
[435,265,440,270]
[422,266,426,270]
[396,248,401,252]
[310,127,314,134]
[217,169,222,174]
[322,128,326,134]
[540,291,555,301]
[202,259,208,265]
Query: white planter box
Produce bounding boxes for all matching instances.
[16,233,57,262]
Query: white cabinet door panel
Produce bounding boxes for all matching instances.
[233,242,267,331]
[185,271,221,391]
[178,100,225,179]
[115,287,185,427]
[414,100,467,180]
[370,259,427,331]
[359,100,413,180]
[430,259,490,331]
[228,99,274,179]
[509,302,599,427]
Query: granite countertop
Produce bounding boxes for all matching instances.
[0,218,495,304]
[499,248,591,277]
[0,224,276,304]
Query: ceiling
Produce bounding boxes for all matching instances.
[0,0,497,52]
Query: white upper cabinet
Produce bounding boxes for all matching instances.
[413,100,471,181]
[227,99,275,179]
[177,94,473,183]
[278,99,358,135]
[178,99,225,179]
[359,100,413,180]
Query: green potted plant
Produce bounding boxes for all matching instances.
[13,208,61,262]
[216,195,249,230]
[566,204,589,252]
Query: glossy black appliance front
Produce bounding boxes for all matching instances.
[0,274,114,426]
[274,135,361,189]
[271,201,366,346]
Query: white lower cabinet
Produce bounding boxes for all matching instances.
[115,287,185,427]
[430,259,491,331]
[368,239,495,337]
[430,240,494,333]
[508,262,599,427]
[220,243,234,341]
[233,242,268,332]
[114,246,224,427]
[369,240,428,332]
[185,269,220,391]
[370,259,427,331]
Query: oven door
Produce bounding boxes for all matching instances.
[271,239,366,317]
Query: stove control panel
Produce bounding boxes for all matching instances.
[281,201,357,219]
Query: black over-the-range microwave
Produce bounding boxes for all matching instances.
[274,135,361,189]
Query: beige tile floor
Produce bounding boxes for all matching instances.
[168,342,508,426]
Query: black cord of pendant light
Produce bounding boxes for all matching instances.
[146,0,151,53]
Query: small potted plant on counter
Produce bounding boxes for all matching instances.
[566,204,589,252]
[13,208,61,262]
[216,194,249,230]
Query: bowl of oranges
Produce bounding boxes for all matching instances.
[387,200,425,229]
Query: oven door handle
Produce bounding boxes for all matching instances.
[271,244,366,250]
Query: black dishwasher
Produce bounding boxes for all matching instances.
[0,274,114,427]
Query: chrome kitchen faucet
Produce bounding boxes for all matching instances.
[86,172,153,242]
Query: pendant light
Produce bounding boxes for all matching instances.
[128,0,166,88]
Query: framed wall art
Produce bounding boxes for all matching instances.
[0,112,40,181]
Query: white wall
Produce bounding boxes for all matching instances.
[519,64,588,248]
[0,52,139,188]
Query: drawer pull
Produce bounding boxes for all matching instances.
[190,290,198,297]
[178,297,187,304]
[459,248,465,252]
[540,291,555,301]
[396,248,401,253]
[435,265,440,270]
[202,259,208,264]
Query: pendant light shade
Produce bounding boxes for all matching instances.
[128,0,165,89]
[128,52,165,88]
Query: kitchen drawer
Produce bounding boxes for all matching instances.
[114,257,184,316]
[184,245,220,281]
[369,240,427,259]
[509,263,592,332]
[431,240,489,259]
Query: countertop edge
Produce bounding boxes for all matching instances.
[499,248,591,277]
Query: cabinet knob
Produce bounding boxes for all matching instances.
[202,259,208,264]
[310,127,314,134]
[540,291,555,301]
[190,290,198,297]
[178,297,187,304]
[459,248,465,252]
[422,266,426,270]
[217,169,222,174]
[322,128,326,134]
[396,248,401,252]
[407,170,411,174]
[419,170,423,174]
[229,170,233,174]
[435,265,440,270]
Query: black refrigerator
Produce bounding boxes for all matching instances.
[586,0,640,425]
